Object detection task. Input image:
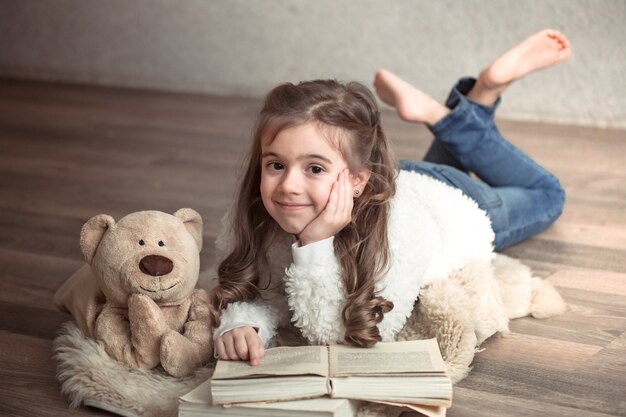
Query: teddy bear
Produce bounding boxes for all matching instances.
[54,208,213,378]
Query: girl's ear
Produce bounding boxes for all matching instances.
[352,167,372,194]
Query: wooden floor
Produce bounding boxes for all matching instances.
[0,78,625,417]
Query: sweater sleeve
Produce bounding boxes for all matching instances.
[212,294,289,347]
[283,237,346,345]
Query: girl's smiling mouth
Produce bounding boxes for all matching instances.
[276,201,312,210]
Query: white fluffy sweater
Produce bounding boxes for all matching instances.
[212,170,495,346]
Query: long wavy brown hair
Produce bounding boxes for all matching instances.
[210,79,397,347]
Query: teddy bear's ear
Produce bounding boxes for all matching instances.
[80,214,116,263]
[174,208,203,251]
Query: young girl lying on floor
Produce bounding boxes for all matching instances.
[209,29,572,366]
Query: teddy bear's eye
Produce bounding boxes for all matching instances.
[158,240,165,247]
[139,240,145,246]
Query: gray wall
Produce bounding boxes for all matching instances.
[1,0,625,128]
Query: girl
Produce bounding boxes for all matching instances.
[210,29,571,366]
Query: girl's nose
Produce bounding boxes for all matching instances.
[279,170,303,193]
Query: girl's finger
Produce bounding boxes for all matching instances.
[334,171,345,219]
[234,334,250,361]
[337,170,351,221]
[245,332,265,366]
[344,170,354,217]
[215,338,227,360]
[222,333,239,360]
[325,176,340,217]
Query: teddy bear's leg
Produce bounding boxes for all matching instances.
[160,292,213,378]
[160,330,205,378]
[160,320,213,378]
[127,294,169,368]
[95,307,160,369]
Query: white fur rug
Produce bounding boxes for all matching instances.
[54,322,212,417]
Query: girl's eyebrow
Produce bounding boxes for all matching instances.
[261,151,333,165]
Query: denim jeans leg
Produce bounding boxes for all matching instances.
[422,140,468,173]
[429,77,555,189]
[422,78,494,173]
[401,77,565,250]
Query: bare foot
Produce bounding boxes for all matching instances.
[468,29,572,105]
[373,69,450,126]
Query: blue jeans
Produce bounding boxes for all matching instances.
[399,78,565,250]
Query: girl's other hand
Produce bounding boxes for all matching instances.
[215,326,265,366]
[298,169,354,246]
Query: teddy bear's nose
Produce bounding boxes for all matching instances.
[139,255,174,277]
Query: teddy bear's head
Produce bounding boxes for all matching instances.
[80,208,203,307]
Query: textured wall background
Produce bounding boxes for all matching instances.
[1,0,624,128]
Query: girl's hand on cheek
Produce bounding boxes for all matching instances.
[298,169,354,246]
[215,326,265,366]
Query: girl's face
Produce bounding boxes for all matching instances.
[260,122,354,237]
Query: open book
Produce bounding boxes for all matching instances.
[210,339,452,408]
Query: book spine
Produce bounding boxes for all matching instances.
[327,345,334,397]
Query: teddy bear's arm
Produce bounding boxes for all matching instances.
[127,294,169,366]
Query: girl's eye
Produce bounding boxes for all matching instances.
[308,165,324,175]
[266,162,284,171]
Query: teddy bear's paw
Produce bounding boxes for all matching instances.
[129,294,163,318]
[160,331,202,378]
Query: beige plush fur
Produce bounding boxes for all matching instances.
[394,254,567,384]
[54,209,213,378]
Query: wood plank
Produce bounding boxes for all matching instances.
[451,387,621,417]
[473,332,601,372]
[547,268,626,296]
[0,302,71,340]
[538,221,626,250]
[458,355,625,415]
[0,331,109,417]
[576,331,626,382]
[507,282,626,347]
[503,239,626,274]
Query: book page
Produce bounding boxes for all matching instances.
[369,400,448,417]
[179,378,212,404]
[329,339,446,376]
[212,345,328,379]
